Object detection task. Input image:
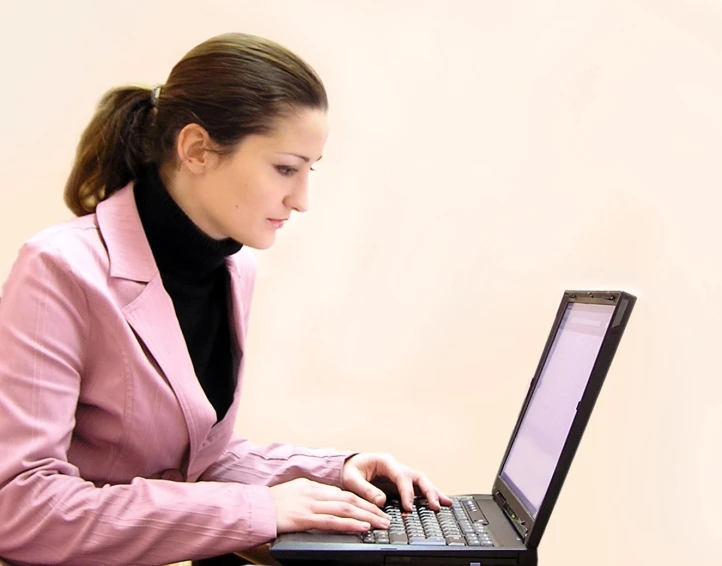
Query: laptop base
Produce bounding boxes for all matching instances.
[271,548,537,566]
[271,493,533,566]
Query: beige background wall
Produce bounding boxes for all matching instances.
[2,1,720,565]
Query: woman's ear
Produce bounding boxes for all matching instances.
[175,123,217,175]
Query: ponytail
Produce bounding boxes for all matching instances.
[64,86,155,216]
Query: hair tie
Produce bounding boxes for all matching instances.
[150,84,163,108]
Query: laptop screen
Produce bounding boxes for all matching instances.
[499,301,615,518]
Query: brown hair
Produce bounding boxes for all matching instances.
[64,33,328,216]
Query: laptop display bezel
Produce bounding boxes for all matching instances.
[490,290,636,549]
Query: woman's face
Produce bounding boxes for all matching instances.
[168,107,328,249]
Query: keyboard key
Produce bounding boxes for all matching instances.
[480,540,495,547]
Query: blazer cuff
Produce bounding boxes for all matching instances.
[244,484,278,541]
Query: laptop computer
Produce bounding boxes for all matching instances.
[270,290,636,566]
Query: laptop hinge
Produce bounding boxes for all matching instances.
[494,491,529,539]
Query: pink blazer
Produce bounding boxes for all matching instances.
[0,184,350,565]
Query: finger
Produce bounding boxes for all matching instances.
[388,469,416,512]
[342,464,387,508]
[312,500,390,530]
[313,484,390,521]
[315,513,373,533]
[438,490,453,507]
[413,473,441,509]
[411,474,453,510]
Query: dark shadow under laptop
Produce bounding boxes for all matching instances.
[270,290,636,566]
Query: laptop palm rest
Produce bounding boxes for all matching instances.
[279,532,365,544]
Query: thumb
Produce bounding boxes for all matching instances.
[344,466,387,507]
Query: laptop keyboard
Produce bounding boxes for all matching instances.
[362,496,495,547]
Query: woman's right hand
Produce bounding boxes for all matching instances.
[269,478,391,534]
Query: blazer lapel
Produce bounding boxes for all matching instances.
[122,276,218,455]
[96,184,217,466]
[225,259,248,395]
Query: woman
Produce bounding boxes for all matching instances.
[0,33,450,565]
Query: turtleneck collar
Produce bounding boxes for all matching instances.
[133,164,243,281]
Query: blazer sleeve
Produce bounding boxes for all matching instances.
[199,436,355,487]
[0,242,277,566]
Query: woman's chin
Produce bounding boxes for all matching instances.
[244,233,277,250]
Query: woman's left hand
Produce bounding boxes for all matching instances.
[341,452,453,512]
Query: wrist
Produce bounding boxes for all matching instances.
[341,453,361,488]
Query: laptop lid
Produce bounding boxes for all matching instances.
[491,290,636,549]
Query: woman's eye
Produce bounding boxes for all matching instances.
[275,165,297,177]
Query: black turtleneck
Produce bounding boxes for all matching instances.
[134,165,243,422]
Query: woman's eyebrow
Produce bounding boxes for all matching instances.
[277,152,323,163]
